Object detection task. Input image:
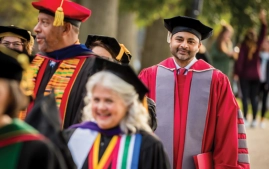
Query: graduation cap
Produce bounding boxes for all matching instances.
[85,35,132,64]
[25,91,76,169]
[93,57,148,101]
[32,0,91,27]
[0,25,31,41]
[164,16,213,40]
[0,45,29,81]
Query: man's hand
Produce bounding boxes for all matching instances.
[259,9,267,24]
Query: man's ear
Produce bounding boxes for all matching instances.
[198,41,202,48]
[63,23,72,34]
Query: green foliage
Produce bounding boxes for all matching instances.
[120,0,269,42]
[119,0,183,26]
[0,0,38,33]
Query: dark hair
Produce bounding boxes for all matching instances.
[4,80,29,118]
[242,28,257,60]
[243,29,256,43]
[89,40,117,59]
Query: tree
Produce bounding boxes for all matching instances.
[76,0,119,43]
[141,18,171,69]
[0,0,37,33]
[117,12,138,69]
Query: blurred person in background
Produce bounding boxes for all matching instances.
[85,35,157,131]
[234,10,267,128]
[259,35,269,128]
[210,23,235,81]
[196,43,211,63]
[0,46,66,169]
[0,25,34,56]
[85,34,131,63]
[0,25,35,120]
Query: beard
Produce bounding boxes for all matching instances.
[172,48,193,61]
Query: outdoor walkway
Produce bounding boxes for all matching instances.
[246,118,269,169]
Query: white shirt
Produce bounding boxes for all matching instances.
[260,52,269,82]
[173,57,198,75]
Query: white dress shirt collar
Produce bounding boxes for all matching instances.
[173,57,197,70]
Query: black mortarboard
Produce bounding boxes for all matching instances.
[0,25,31,41]
[164,16,213,40]
[93,57,148,101]
[25,91,76,169]
[85,35,132,64]
[0,45,29,81]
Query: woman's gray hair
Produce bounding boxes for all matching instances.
[83,71,152,134]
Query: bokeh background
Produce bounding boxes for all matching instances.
[2,0,269,71]
[1,0,269,168]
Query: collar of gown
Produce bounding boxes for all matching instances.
[173,57,197,69]
[39,44,93,60]
[70,121,122,136]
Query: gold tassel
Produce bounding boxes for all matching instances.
[142,96,148,113]
[116,44,131,62]
[53,0,65,26]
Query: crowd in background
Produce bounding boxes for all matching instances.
[202,10,269,129]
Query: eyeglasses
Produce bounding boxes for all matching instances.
[1,41,24,48]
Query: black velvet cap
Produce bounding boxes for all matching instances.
[0,45,29,81]
[93,57,148,101]
[85,35,132,64]
[0,25,31,41]
[164,16,213,40]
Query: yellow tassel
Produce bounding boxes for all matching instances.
[53,0,65,26]
[53,7,64,26]
[142,96,148,113]
[116,44,131,61]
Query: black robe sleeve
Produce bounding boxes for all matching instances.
[139,131,171,169]
[64,57,97,128]
[147,97,157,131]
[17,140,67,169]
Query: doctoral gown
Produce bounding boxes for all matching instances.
[0,119,65,169]
[138,57,250,169]
[26,44,97,129]
[64,121,170,169]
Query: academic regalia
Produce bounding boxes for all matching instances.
[26,44,98,129]
[64,57,170,169]
[85,35,132,64]
[85,35,157,131]
[0,119,63,169]
[25,91,77,169]
[25,0,94,128]
[0,46,65,169]
[64,122,170,169]
[0,25,31,41]
[138,15,250,169]
[139,57,250,169]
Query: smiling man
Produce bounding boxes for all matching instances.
[139,16,250,169]
[26,0,98,129]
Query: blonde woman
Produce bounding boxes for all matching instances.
[65,58,170,169]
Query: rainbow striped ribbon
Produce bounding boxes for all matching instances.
[68,129,142,169]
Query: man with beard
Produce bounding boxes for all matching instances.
[26,0,97,129]
[139,16,250,169]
